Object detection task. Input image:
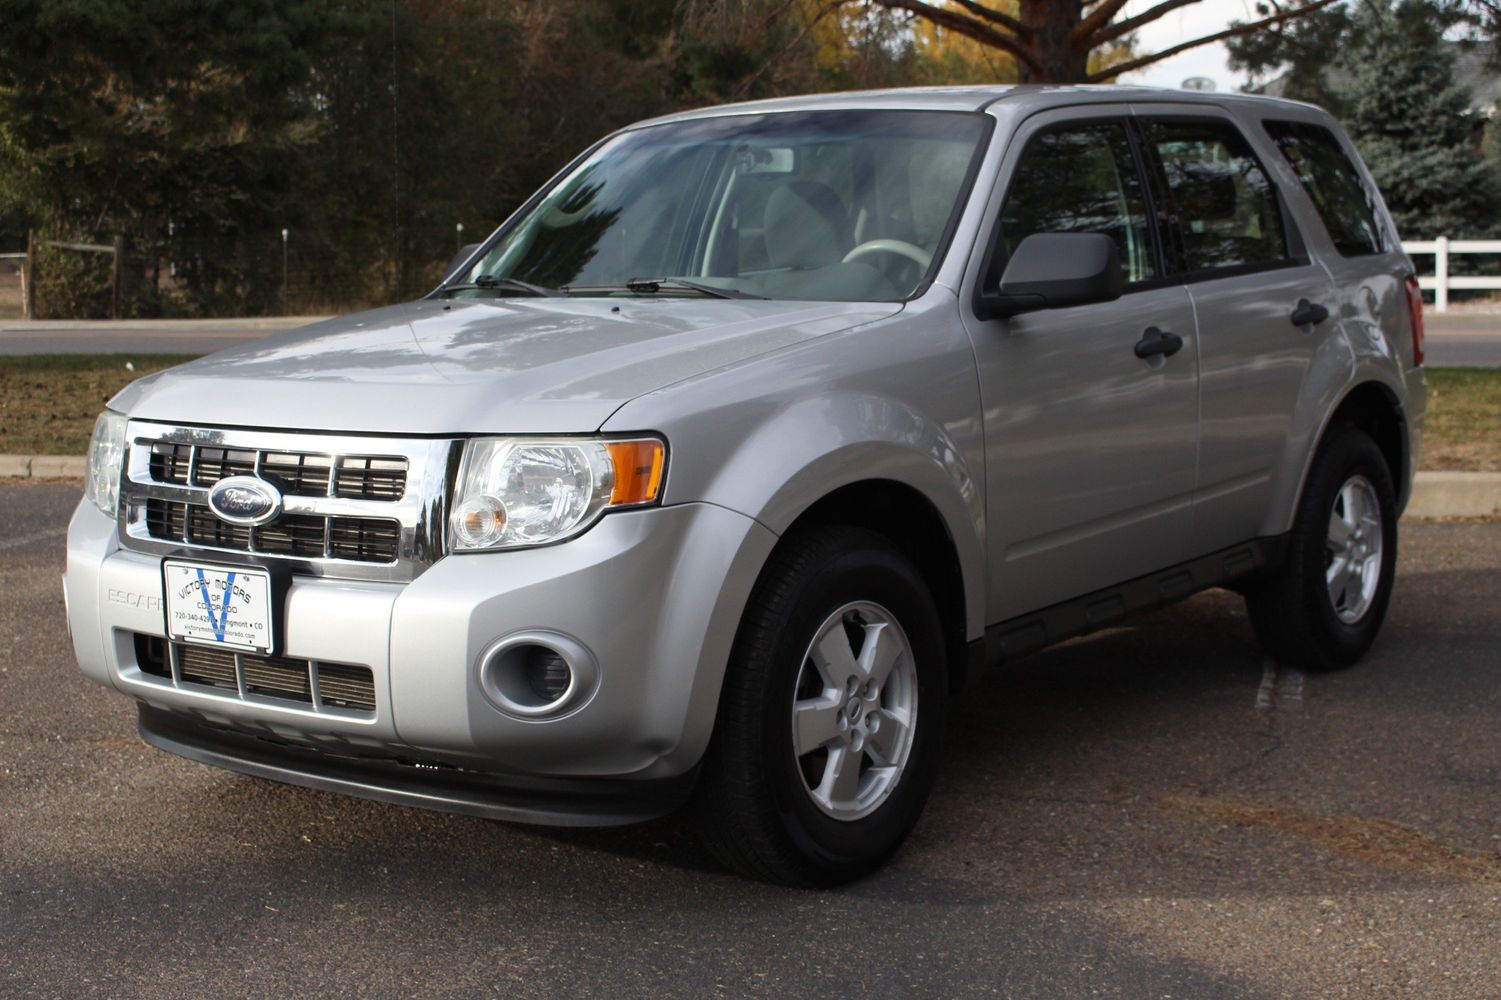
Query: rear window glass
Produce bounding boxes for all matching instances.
[1144,119,1289,275]
[1264,120,1385,257]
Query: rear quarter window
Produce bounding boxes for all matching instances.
[1263,120,1385,257]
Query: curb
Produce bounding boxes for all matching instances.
[2,456,1499,517]
[1,455,86,478]
[1404,471,1501,519]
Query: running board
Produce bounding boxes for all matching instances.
[981,535,1288,667]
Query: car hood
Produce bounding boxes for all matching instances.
[115,297,901,434]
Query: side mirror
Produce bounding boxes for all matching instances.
[979,233,1124,319]
[443,242,482,282]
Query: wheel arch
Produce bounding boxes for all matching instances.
[640,383,989,655]
[1304,378,1411,513]
[1326,381,1409,502]
[1266,371,1411,541]
[778,478,974,692]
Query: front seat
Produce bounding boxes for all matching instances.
[762,181,849,271]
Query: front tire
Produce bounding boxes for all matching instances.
[695,526,947,886]
[1246,426,1398,671]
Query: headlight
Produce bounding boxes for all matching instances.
[449,436,665,551]
[85,410,127,517]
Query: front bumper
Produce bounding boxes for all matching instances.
[137,705,700,826]
[66,497,777,802]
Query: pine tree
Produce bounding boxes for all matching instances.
[1339,1,1501,238]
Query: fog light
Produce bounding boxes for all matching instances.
[476,631,597,719]
[524,647,572,702]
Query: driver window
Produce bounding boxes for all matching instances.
[999,121,1156,284]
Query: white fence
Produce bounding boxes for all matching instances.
[1403,237,1501,312]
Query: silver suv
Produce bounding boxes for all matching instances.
[66,86,1426,885]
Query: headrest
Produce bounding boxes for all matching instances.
[763,181,849,270]
[909,145,970,245]
[1173,162,1239,222]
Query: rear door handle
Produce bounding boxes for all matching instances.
[1290,298,1329,327]
[1134,327,1183,359]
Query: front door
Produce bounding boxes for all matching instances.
[963,111,1200,623]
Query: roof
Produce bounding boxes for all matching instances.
[630,84,1324,129]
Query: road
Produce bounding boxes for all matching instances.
[2,482,1499,998]
[0,317,326,356]
[2,311,1500,366]
[1425,312,1501,367]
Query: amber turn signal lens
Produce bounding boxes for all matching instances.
[606,439,665,506]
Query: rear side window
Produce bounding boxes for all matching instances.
[999,121,1157,284]
[1143,119,1288,275]
[1264,120,1384,256]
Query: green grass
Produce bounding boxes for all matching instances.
[1,356,1497,472]
[1,354,199,455]
[1424,368,1501,472]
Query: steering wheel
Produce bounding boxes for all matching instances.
[841,239,933,270]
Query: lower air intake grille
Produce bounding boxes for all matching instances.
[316,663,380,711]
[133,633,376,714]
[178,643,241,692]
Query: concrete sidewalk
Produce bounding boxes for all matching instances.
[0,316,327,355]
[0,316,327,332]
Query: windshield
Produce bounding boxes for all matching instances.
[450,110,990,303]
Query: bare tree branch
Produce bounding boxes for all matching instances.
[729,0,844,100]
[1072,0,1135,45]
[1090,0,1203,48]
[949,0,1029,37]
[866,0,1041,73]
[1085,0,1343,82]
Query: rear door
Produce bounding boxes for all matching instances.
[1134,106,1338,556]
[963,107,1200,623]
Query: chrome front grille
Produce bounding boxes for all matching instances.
[148,442,407,500]
[142,499,401,563]
[134,633,376,715]
[119,421,457,582]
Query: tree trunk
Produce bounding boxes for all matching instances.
[1018,0,1088,84]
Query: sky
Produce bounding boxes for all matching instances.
[1116,0,1263,92]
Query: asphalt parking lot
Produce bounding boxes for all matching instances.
[2,481,1498,999]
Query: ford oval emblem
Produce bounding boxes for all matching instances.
[207,476,283,526]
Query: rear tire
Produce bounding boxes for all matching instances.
[695,526,947,886]
[1246,426,1398,671]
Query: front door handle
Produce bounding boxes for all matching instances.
[1290,298,1330,327]
[1134,326,1183,359]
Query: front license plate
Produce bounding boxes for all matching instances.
[163,561,274,654]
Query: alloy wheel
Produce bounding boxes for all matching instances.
[790,601,918,821]
[1326,474,1383,624]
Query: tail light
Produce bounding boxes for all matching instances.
[1403,274,1426,366]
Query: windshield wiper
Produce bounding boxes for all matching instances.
[442,275,567,297]
[566,277,766,300]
